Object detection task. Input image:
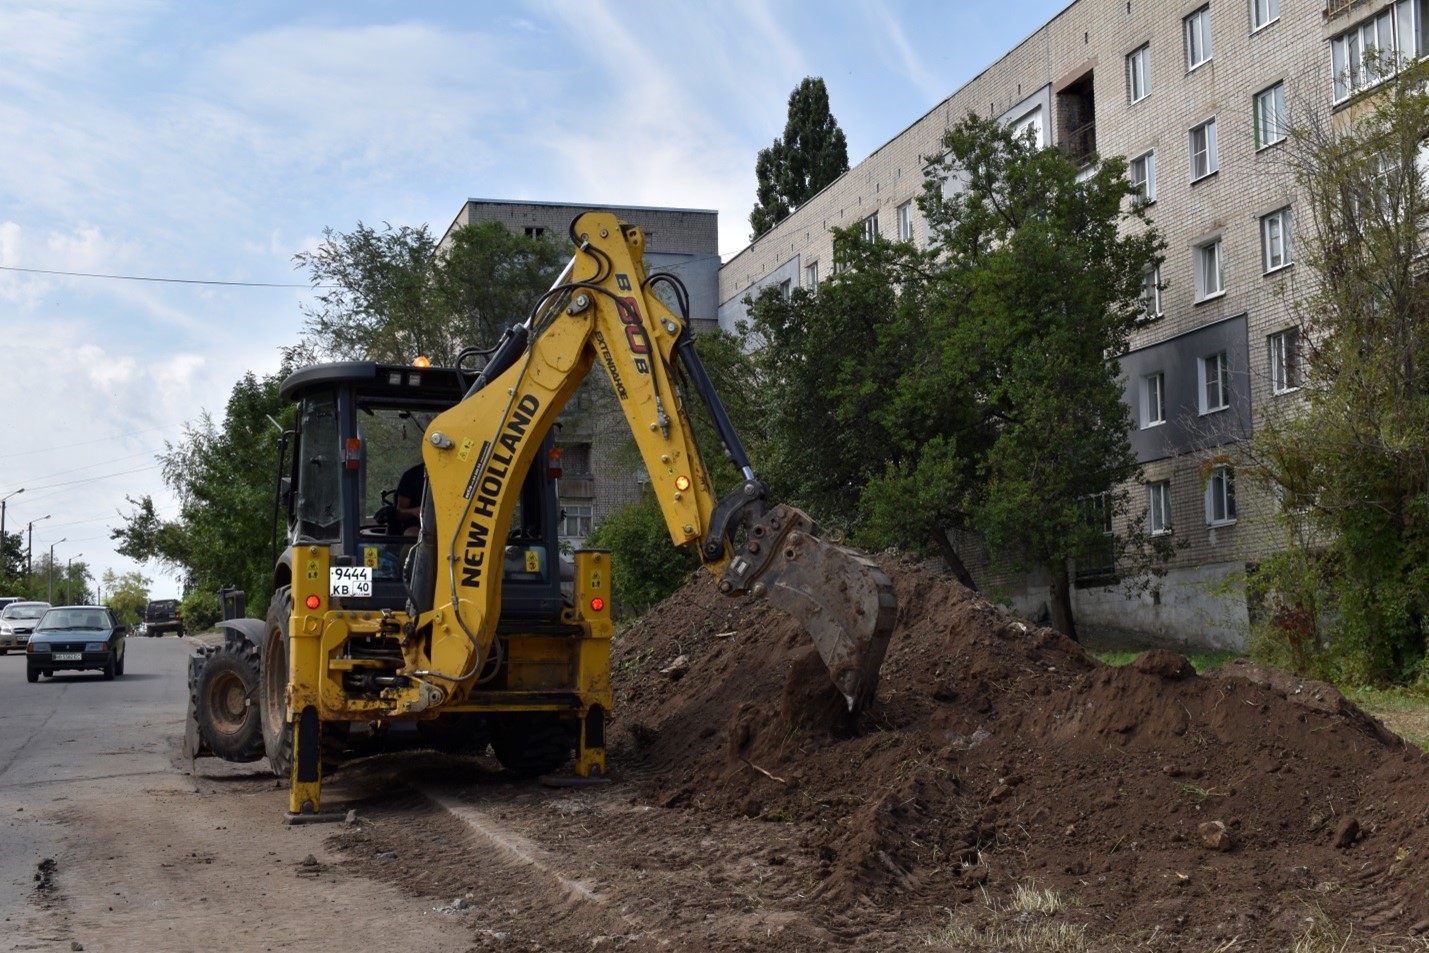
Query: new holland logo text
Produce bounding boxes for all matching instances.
[460,394,541,589]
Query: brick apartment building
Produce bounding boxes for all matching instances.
[718,0,1399,648]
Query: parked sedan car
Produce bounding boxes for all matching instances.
[26,606,126,682]
[0,601,50,653]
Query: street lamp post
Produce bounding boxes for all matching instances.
[66,554,82,604]
[26,515,51,578]
[47,538,65,604]
[0,487,22,542]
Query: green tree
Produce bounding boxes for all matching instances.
[746,113,1168,638]
[289,219,565,365]
[742,231,937,547]
[55,560,91,605]
[101,569,151,628]
[0,530,22,591]
[750,77,850,239]
[586,487,700,617]
[1244,64,1429,684]
[113,370,292,612]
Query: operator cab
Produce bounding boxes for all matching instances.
[277,361,567,622]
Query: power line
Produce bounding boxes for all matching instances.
[0,264,320,289]
[17,463,162,494]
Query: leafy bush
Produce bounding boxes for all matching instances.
[586,489,700,618]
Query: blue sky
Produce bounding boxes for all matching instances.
[0,0,1068,598]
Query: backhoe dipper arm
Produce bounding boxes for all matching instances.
[413,211,895,711]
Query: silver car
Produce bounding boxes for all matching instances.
[0,602,51,653]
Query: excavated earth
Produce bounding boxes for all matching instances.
[332,555,1429,951]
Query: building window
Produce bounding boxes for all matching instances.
[1130,151,1157,202]
[896,201,914,241]
[562,443,592,477]
[1012,106,1044,144]
[1141,266,1162,318]
[560,503,593,538]
[862,212,880,242]
[1084,491,1114,535]
[1204,465,1237,525]
[1199,351,1231,414]
[1140,371,1166,428]
[1254,82,1287,149]
[1261,207,1293,272]
[1127,44,1151,103]
[1190,118,1219,180]
[1148,481,1173,534]
[778,278,792,301]
[1185,6,1213,70]
[1331,1,1423,104]
[1194,238,1224,301]
[1251,0,1280,32]
[1057,72,1097,165]
[524,226,545,238]
[805,260,819,289]
[1269,327,1302,393]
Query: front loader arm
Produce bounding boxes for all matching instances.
[415,211,895,712]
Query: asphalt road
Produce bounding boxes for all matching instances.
[0,635,191,928]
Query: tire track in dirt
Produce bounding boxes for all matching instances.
[421,787,603,904]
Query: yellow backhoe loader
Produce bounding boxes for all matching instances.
[185,211,896,818]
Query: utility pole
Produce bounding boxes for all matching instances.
[47,538,65,604]
[27,515,50,579]
[66,554,82,604]
[0,487,22,542]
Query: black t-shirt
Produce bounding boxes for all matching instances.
[395,464,425,531]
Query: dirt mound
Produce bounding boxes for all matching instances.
[610,555,1429,950]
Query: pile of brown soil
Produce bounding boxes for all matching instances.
[609,554,1429,950]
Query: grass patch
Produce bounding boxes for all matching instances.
[923,883,1085,951]
[1344,686,1429,750]
[1091,647,1242,673]
[923,920,1090,951]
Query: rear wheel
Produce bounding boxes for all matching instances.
[262,589,295,779]
[102,656,116,681]
[488,714,576,776]
[115,649,125,677]
[194,640,265,762]
[26,665,38,683]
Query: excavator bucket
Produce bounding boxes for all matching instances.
[721,505,898,711]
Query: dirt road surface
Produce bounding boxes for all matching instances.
[0,639,462,953]
[7,556,1429,952]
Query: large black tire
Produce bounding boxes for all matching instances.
[115,648,125,677]
[102,655,115,681]
[488,714,576,776]
[26,665,37,683]
[261,588,295,779]
[193,640,264,762]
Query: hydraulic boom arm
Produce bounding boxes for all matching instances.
[412,211,895,711]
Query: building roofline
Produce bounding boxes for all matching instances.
[444,198,719,247]
[458,197,718,215]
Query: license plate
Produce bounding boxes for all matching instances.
[329,565,373,598]
[54,652,82,661]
